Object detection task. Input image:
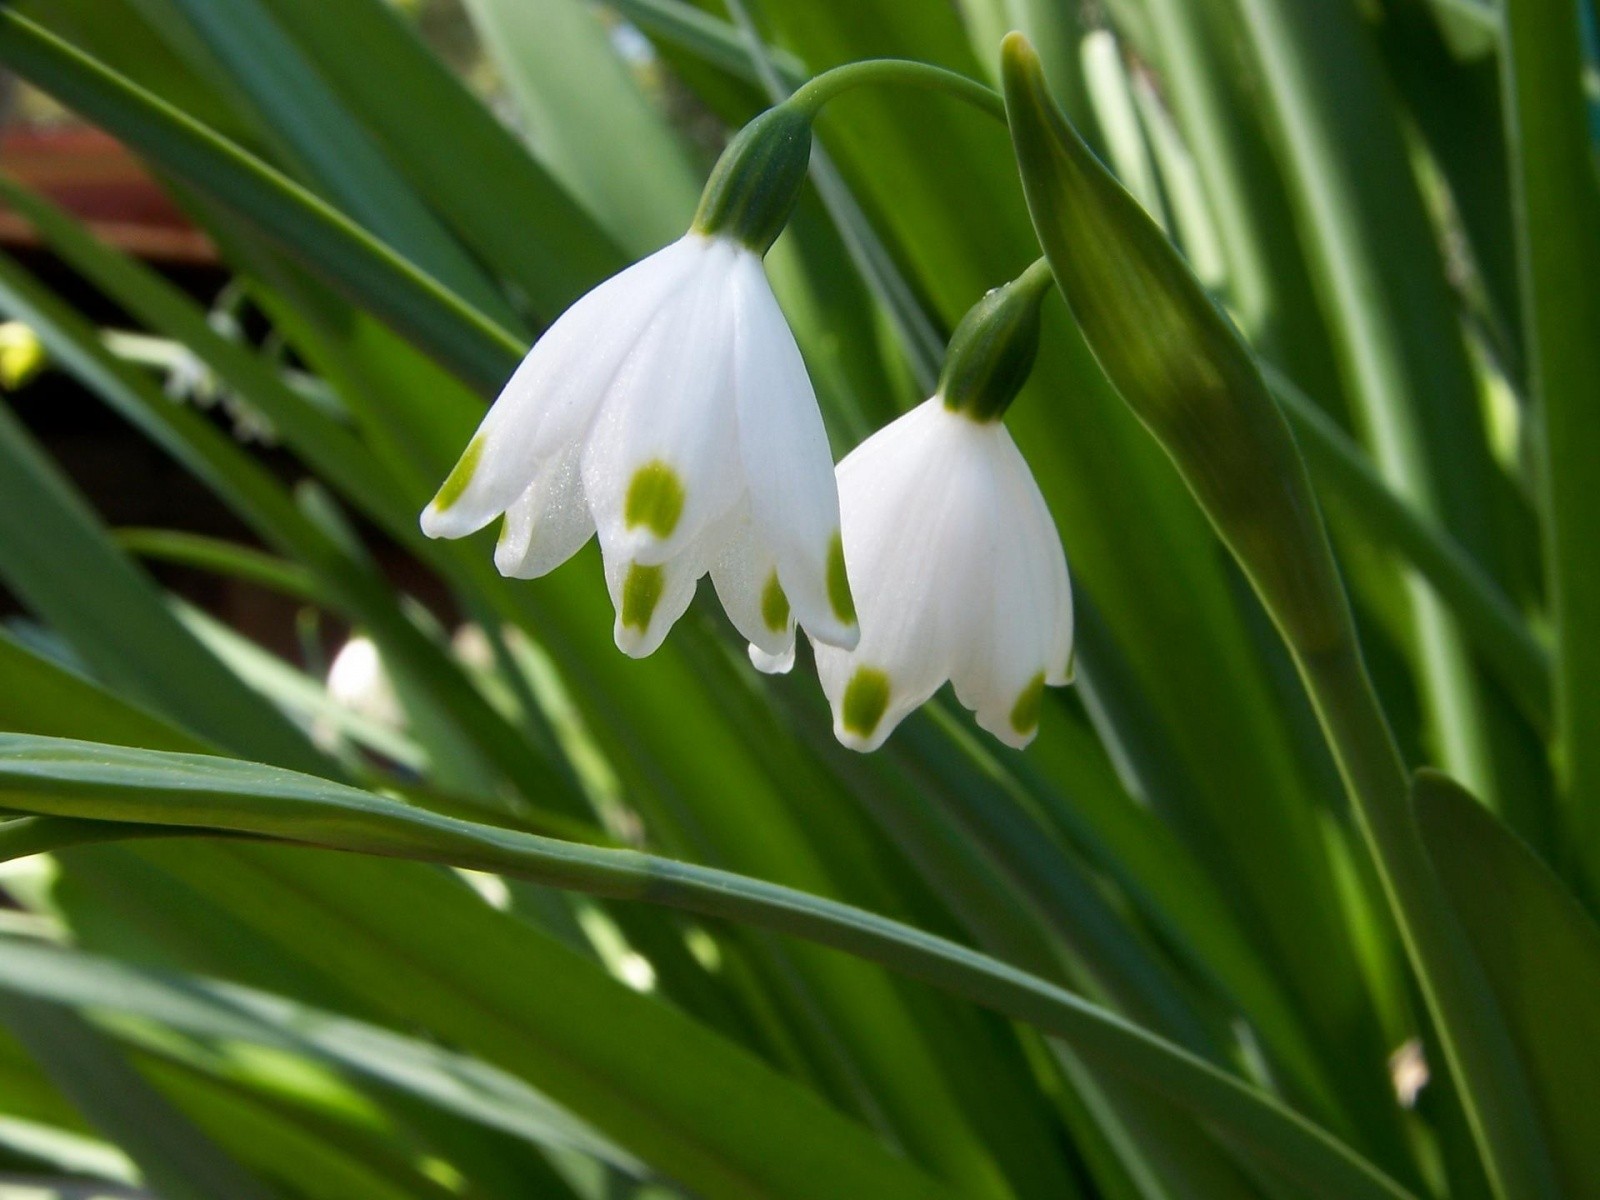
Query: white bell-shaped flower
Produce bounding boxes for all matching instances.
[420,106,859,663]
[810,397,1073,751]
[799,259,1071,751]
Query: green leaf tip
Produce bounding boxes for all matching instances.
[431,434,483,513]
[826,531,856,625]
[625,460,686,537]
[842,668,890,738]
[1000,32,1348,657]
[621,563,664,630]
[761,570,790,633]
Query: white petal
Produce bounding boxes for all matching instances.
[421,236,703,540]
[601,507,733,659]
[749,642,796,675]
[492,444,595,579]
[583,237,744,571]
[814,401,977,751]
[728,250,857,651]
[709,500,795,667]
[951,426,1071,748]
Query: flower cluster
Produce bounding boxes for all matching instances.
[422,102,1072,751]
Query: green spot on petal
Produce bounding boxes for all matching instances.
[432,435,483,512]
[826,532,855,625]
[1010,672,1047,735]
[621,563,664,630]
[760,570,790,633]
[624,461,685,537]
[842,667,890,738]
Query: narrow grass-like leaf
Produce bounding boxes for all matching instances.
[1500,0,1600,892]
[161,0,519,326]
[0,407,326,773]
[0,994,279,1200]
[1000,35,1558,1198]
[0,735,1417,1200]
[0,10,521,390]
[1265,366,1549,731]
[0,935,645,1176]
[457,0,700,255]
[251,0,623,314]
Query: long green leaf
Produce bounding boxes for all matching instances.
[0,994,279,1200]
[0,407,326,773]
[0,9,520,391]
[0,734,1416,1200]
[1500,0,1600,893]
[457,0,700,255]
[1414,771,1600,1199]
[247,0,625,314]
[999,33,1558,1198]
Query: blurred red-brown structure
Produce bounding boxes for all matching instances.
[0,124,215,264]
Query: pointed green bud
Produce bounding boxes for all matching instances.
[1001,33,1347,657]
[940,259,1054,423]
[692,105,813,255]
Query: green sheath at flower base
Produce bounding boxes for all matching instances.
[1000,34,1345,657]
[692,104,813,255]
[940,259,1054,423]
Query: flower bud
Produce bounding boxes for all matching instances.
[692,105,813,255]
[939,261,1053,423]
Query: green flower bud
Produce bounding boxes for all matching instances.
[692,105,813,255]
[1001,33,1348,658]
[940,260,1054,423]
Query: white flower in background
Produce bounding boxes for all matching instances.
[811,397,1073,751]
[420,107,858,664]
[798,260,1071,752]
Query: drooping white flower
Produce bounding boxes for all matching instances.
[419,229,858,662]
[789,258,1071,751]
[420,103,856,662]
[808,396,1073,751]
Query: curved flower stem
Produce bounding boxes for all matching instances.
[786,58,1006,122]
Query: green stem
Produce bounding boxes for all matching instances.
[1296,639,1561,1200]
[1264,365,1550,732]
[786,58,1006,122]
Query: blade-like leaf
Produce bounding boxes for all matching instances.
[1415,771,1600,1199]
[0,734,1416,1200]
[0,994,280,1200]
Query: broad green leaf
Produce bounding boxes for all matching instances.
[1415,771,1600,1199]
[0,735,1417,1200]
